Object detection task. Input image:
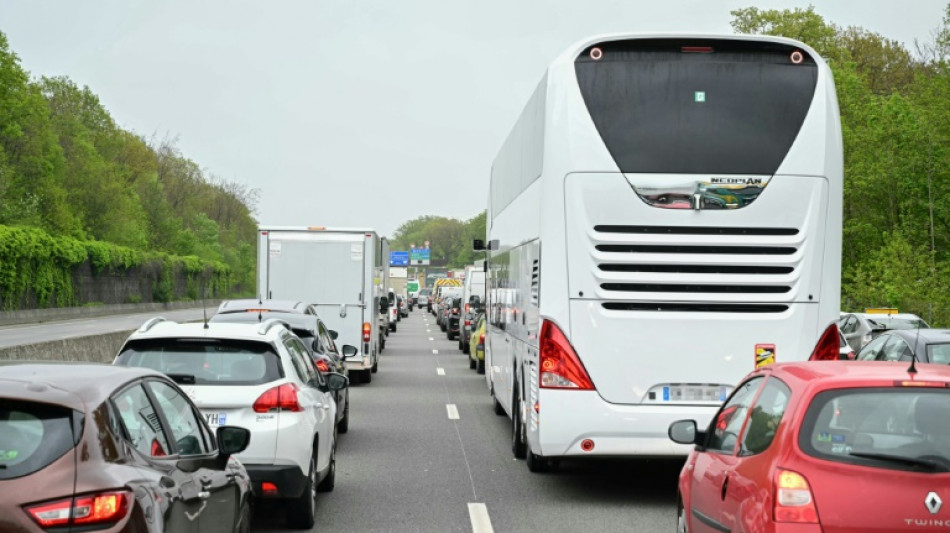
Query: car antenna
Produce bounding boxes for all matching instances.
[908,318,922,374]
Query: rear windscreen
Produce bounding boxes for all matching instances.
[801,388,950,472]
[116,339,283,386]
[575,39,818,175]
[0,400,79,480]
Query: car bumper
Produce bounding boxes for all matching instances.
[535,390,717,457]
[245,464,308,498]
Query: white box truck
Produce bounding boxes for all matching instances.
[257,226,389,383]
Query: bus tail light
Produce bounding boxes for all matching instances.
[539,320,594,390]
[808,323,840,361]
[774,469,819,523]
[362,322,371,342]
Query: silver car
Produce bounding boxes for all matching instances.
[838,311,929,352]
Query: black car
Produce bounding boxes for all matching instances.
[0,362,252,533]
[856,328,950,364]
[211,299,350,433]
[446,297,462,340]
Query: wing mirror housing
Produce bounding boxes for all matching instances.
[341,344,358,357]
[325,372,348,392]
[216,426,251,456]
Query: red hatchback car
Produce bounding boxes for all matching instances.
[669,361,950,533]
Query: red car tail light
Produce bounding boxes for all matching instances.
[808,323,841,361]
[26,491,131,528]
[253,383,303,413]
[774,469,819,523]
[478,333,485,345]
[315,360,330,373]
[362,322,371,342]
[539,320,594,389]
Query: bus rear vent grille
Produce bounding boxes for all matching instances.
[530,260,540,306]
[594,225,799,236]
[603,302,789,313]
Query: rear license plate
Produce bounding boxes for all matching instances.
[205,412,227,427]
[662,385,730,402]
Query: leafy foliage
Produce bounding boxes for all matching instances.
[389,212,486,269]
[0,30,258,307]
[731,4,950,324]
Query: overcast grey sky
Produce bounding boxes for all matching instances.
[0,0,946,237]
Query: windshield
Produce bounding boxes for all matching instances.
[117,339,283,386]
[867,317,929,330]
[801,388,950,472]
[0,400,79,480]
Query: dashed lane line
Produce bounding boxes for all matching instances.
[468,503,494,533]
[446,404,460,420]
[432,349,439,355]
[437,368,445,375]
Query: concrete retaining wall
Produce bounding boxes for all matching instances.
[0,330,132,363]
[0,300,221,327]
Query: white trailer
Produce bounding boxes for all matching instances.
[258,226,388,382]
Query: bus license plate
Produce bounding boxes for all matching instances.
[205,412,227,427]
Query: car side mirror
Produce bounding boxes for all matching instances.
[326,372,348,391]
[329,329,339,340]
[473,239,486,251]
[668,420,700,445]
[216,426,251,456]
[341,344,358,357]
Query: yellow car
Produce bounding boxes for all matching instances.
[469,313,486,374]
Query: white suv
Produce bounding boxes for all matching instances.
[114,318,347,529]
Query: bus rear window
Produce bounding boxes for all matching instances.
[575,39,818,176]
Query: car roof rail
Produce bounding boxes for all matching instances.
[138,317,170,333]
[258,318,291,336]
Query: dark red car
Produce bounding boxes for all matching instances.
[670,361,950,533]
[0,362,252,533]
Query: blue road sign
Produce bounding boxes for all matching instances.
[390,251,410,267]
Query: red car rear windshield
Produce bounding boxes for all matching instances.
[800,388,950,472]
[0,400,80,480]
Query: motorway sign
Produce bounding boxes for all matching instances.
[410,247,430,265]
[390,251,410,267]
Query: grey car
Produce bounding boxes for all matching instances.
[857,328,950,364]
[838,312,929,352]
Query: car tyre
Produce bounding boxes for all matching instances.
[477,359,485,375]
[363,369,372,383]
[317,436,336,493]
[286,454,317,529]
[512,387,527,459]
[372,358,378,373]
[677,498,689,533]
[526,446,552,473]
[469,357,476,369]
[235,497,251,533]
[338,390,349,434]
[463,341,470,354]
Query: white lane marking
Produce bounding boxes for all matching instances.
[429,337,434,341]
[468,503,494,533]
[432,349,439,355]
[446,404,460,420]
[437,368,445,375]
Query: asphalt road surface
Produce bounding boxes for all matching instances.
[0,308,209,348]
[253,309,683,532]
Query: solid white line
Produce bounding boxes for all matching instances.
[437,368,445,375]
[446,404,460,420]
[468,503,494,533]
[432,349,438,355]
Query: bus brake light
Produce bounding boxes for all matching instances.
[539,320,594,390]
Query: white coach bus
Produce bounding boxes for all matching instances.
[483,34,842,471]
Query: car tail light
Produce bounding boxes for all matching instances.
[465,319,471,327]
[26,491,131,528]
[478,333,485,345]
[539,320,594,389]
[253,383,303,413]
[315,360,330,373]
[465,303,470,314]
[362,322,371,342]
[808,323,840,361]
[774,469,819,523]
